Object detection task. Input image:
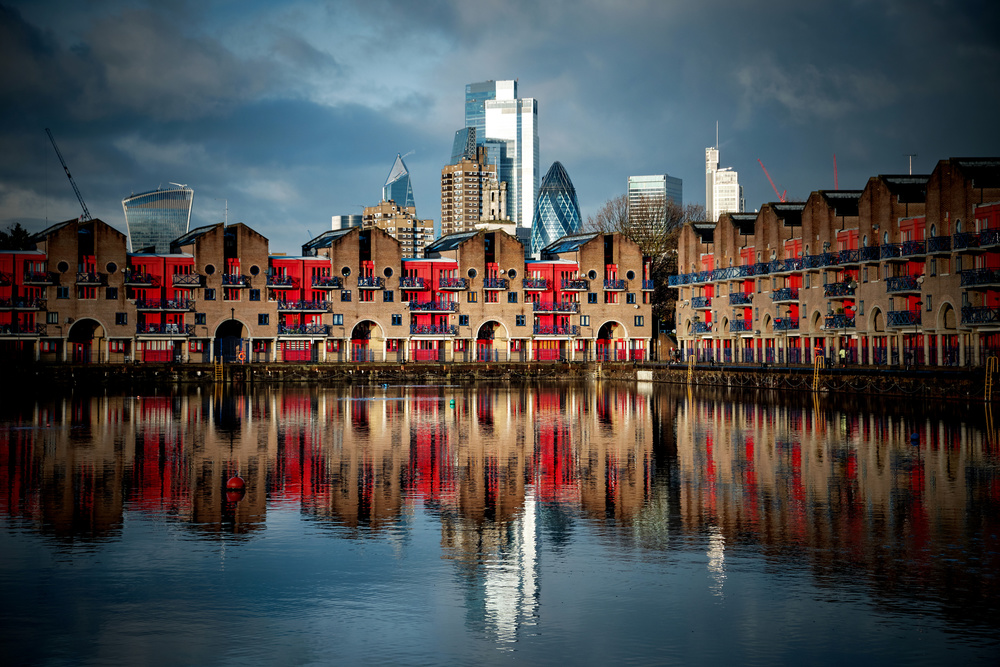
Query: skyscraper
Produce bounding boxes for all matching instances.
[383,154,415,210]
[122,184,194,253]
[628,175,683,211]
[450,127,477,164]
[441,145,503,237]
[465,80,538,229]
[706,145,744,222]
[529,162,580,258]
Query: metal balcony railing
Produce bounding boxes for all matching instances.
[438,277,466,290]
[561,278,589,290]
[0,323,45,336]
[880,244,903,260]
[859,246,881,262]
[312,276,342,289]
[604,279,627,290]
[134,298,194,311]
[277,300,329,312]
[278,323,329,335]
[962,306,1000,325]
[730,319,752,332]
[532,324,579,336]
[837,249,861,264]
[358,276,385,289]
[641,279,654,290]
[824,314,855,329]
[926,236,952,253]
[953,232,980,250]
[0,298,46,309]
[900,240,926,256]
[772,287,800,301]
[824,282,856,297]
[960,268,1000,287]
[267,275,297,288]
[172,273,203,286]
[484,277,509,290]
[533,301,580,313]
[691,296,711,308]
[136,323,193,335]
[980,228,1000,247]
[410,324,458,335]
[885,275,922,293]
[773,317,799,331]
[222,274,249,287]
[408,300,458,312]
[76,272,105,285]
[692,321,712,333]
[22,271,57,285]
[887,309,921,327]
[729,292,753,305]
[399,276,426,289]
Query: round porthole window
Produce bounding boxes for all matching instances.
[588,270,597,280]
[383,267,393,278]
[205,264,216,275]
[342,266,351,277]
[106,262,118,274]
[57,261,69,273]
[507,269,517,279]
[250,265,260,276]
[468,268,478,279]
[626,270,635,280]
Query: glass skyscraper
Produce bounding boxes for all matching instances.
[450,127,477,164]
[383,154,415,210]
[122,185,194,253]
[529,162,581,258]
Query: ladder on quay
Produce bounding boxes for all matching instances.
[812,355,824,391]
[214,359,224,382]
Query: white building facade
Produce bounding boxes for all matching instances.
[706,146,745,223]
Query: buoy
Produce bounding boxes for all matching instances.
[226,475,246,491]
[449,398,455,407]
[910,432,920,445]
[226,489,245,504]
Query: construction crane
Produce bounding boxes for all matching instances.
[757,159,787,203]
[45,128,92,221]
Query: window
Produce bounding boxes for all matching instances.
[859,300,865,316]
[635,316,644,327]
[195,313,206,325]
[57,286,69,299]
[588,293,597,304]
[384,290,394,302]
[77,286,96,299]
[581,315,590,326]
[115,312,128,325]
[485,291,497,303]
[467,291,477,303]
[224,288,240,301]
[106,287,118,300]
[258,314,269,325]
[392,314,402,326]
[250,289,261,301]
[516,315,525,326]
[46,312,58,324]
[205,288,216,301]
[341,290,352,302]
[626,292,636,304]
[110,340,125,353]
[926,295,932,312]
[332,314,344,325]
[41,341,57,353]
[508,292,518,303]
[804,275,810,290]
[604,292,619,304]
[459,315,469,326]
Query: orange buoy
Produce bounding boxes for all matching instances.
[226,489,246,503]
[226,475,245,491]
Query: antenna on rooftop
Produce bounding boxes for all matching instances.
[906,154,917,175]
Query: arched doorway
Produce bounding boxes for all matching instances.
[351,320,378,362]
[597,321,625,361]
[215,319,245,363]
[475,321,504,362]
[67,319,105,363]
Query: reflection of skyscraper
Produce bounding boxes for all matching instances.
[383,154,416,210]
[529,162,581,258]
[122,185,194,253]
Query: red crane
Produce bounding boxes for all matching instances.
[757,159,787,202]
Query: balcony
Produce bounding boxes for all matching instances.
[438,277,466,290]
[824,314,855,330]
[523,277,550,290]
[136,323,193,336]
[604,279,627,291]
[123,270,159,287]
[730,319,752,333]
[960,268,1000,288]
[712,267,741,281]
[172,273,203,287]
[642,279,654,291]
[962,306,1000,326]
[953,232,981,251]
[900,240,926,257]
[533,324,579,336]
[135,298,194,311]
[880,244,905,261]
[773,317,799,331]
[980,228,1000,249]
[222,273,249,288]
[690,296,712,309]
[484,277,509,290]
[408,300,458,312]
[823,282,856,298]
[312,276,343,290]
[926,236,952,255]
[803,255,825,269]
[533,301,580,313]
[359,276,385,290]
[0,298,46,310]
[410,324,458,336]
[278,323,329,336]
[76,272,105,286]
[859,246,881,263]
[837,249,861,266]
[267,275,298,289]
[22,271,57,286]
[0,323,45,336]
[729,292,753,306]
[887,309,921,327]
[399,276,426,290]
[277,300,329,312]
[692,321,712,334]
[561,278,589,291]
[885,275,923,294]
[772,287,800,302]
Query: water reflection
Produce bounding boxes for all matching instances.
[1,383,999,655]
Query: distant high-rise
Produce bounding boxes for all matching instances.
[383,154,415,211]
[122,184,194,253]
[441,146,504,237]
[450,127,477,164]
[706,145,744,222]
[331,214,362,230]
[529,162,580,258]
[465,80,538,228]
[362,201,433,258]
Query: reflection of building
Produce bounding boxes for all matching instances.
[529,162,582,258]
[122,185,194,253]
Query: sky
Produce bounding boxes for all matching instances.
[1,0,998,254]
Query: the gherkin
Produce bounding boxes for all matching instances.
[529,162,581,258]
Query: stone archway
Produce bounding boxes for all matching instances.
[475,320,506,362]
[67,318,105,363]
[214,319,245,362]
[597,320,625,361]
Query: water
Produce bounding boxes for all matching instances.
[1,383,998,665]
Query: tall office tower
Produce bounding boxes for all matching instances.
[331,214,362,230]
[441,146,501,237]
[529,162,581,258]
[383,154,416,210]
[450,127,477,164]
[706,146,744,222]
[466,80,538,228]
[362,201,434,258]
[122,184,194,253]
[628,174,684,233]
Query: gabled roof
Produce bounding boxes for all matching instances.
[171,224,221,248]
[771,201,807,226]
[541,232,598,255]
[953,158,1000,189]
[302,228,353,251]
[424,230,479,253]
[692,224,714,244]
[31,219,75,241]
[879,175,929,203]
[728,212,757,236]
[818,192,861,218]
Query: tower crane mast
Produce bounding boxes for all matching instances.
[757,159,787,203]
[45,128,92,221]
